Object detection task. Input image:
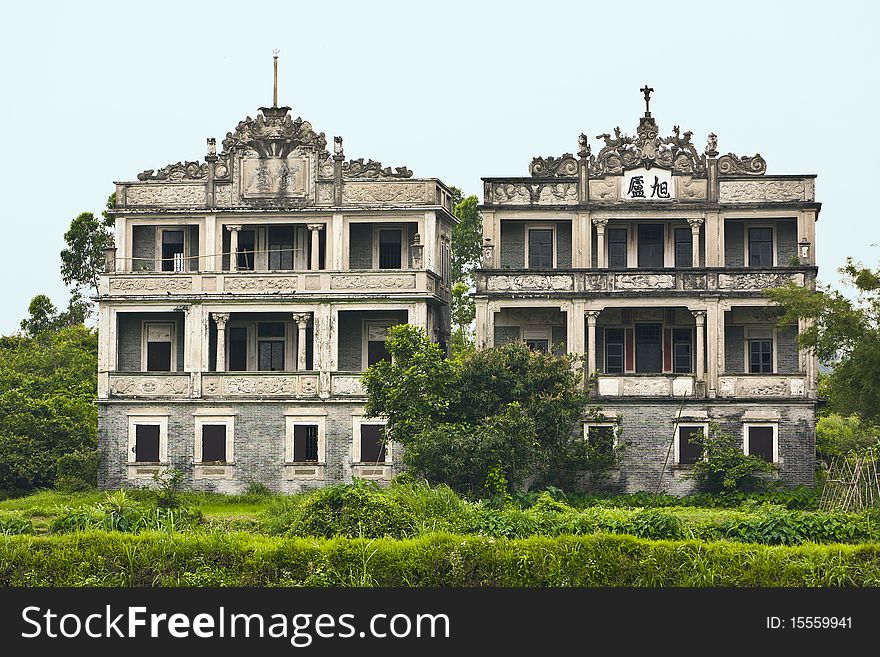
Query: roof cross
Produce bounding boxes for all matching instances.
[640,85,654,116]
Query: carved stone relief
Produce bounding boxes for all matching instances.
[682,273,707,290]
[202,375,318,396]
[224,277,297,292]
[620,377,671,396]
[717,272,801,290]
[342,182,428,204]
[330,275,416,289]
[125,185,207,206]
[537,182,578,203]
[110,375,190,397]
[491,183,530,204]
[719,179,811,203]
[614,274,675,290]
[331,376,366,396]
[215,185,232,206]
[241,157,308,197]
[110,277,193,292]
[589,178,618,200]
[486,275,574,292]
[496,308,566,325]
[316,182,334,204]
[584,273,609,291]
[677,176,708,200]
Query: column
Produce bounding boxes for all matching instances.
[212,312,229,372]
[475,299,489,350]
[331,213,344,270]
[227,225,241,272]
[692,310,706,382]
[593,218,608,268]
[486,302,497,347]
[409,302,428,330]
[314,304,333,398]
[307,224,323,270]
[423,210,437,272]
[97,305,114,399]
[571,215,582,268]
[688,218,703,267]
[586,310,600,374]
[579,210,592,269]
[567,299,585,355]
[704,211,721,267]
[204,214,218,272]
[292,313,310,370]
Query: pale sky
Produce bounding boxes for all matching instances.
[1,0,877,333]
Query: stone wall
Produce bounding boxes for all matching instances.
[725,220,744,266]
[349,223,372,269]
[132,226,156,272]
[500,222,524,268]
[116,313,185,372]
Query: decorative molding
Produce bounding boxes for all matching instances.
[486,274,574,292]
[202,374,319,397]
[537,182,578,203]
[584,273,609,290]
[342,182,428,204]
[496,308,566,325]
[342,158,413,179]
[589,179,618,201]
[223,276,297,292]
[125,185,206,206]
[331,375,366,396]
[679,177,708,200]
[110,375,190,397]
[137,161,207,181]
[529,154,578,177]
[719,179,812,203]
[614,273,675,290]
[718,272,803,290]
[718,376,794,397]
[590,120,707,177]
[717,153,767,176]
[316,182,334,204]
[682,273,707,290]
[214,185,232,205]
[330,274,416,289]
[110,276,193,292]
[221,106,327,158]
[620,377,672,396]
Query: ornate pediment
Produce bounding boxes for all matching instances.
[342,158,413,179]
[528,87,767,179]
[221,105,327,158]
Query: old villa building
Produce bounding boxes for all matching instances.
[97,59,455,491]
[475,87,819,493]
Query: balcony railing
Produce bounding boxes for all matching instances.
[104,269,444,297]
[202,372,319,397]
[109,373,191,398]
[476,267,814,295]
[596,375,696,398]
[717,374,809,398]
[593,374,810,399]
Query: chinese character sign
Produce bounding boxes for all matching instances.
[622,168,674,201]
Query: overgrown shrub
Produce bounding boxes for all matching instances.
[0,514,33,535]
[691,423,775,493]
[49,491,202,533]
[54,449,99,491]
[626,509,683,540]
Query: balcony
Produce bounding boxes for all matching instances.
[104,269,443,298]
[476,267,814,295]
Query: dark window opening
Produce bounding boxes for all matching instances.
[525,338,549,353]
[146,341,172,372]
[293,425,319,462]
[258,341,284,371]
[672,328,693,374]
[229,327,247,371]
[747,426,774,462]
[367,340,390,367]
[237,230,255,270]
[674,227,693,268]
[637,224,664,268]
[588,425,615,457]
[605,328,624,373]
[635,323,662,374]
[748,227,773,267]
[161,230,185,272]
[268,227,294,270]
[360,425,386,463]
[608,228,627,268]
[201,425,227,463]
[749,339,773,373]
[379,229,402,269]
[134,425,160,463]
[678,426,704,465]
[528,229,554,269]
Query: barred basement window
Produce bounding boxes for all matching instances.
[134,425,160,463]
[293,424,319,462]
[200,425,227,463]
[677,425,705,465]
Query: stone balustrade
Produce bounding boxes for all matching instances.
[717,375,809,398]
[596,375,696,398]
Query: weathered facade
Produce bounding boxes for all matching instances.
[97,81,455,491]
[475,88,819,493]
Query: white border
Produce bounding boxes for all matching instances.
[742,422,779,463]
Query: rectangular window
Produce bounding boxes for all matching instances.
[379,229,403,269]
[586,425,615,457]
[635,323,662,374]
[161,230,185,272]
[134,425,160,463]
[747,425,775,462]
[268,227,294,270]
[228,327,248,371]
[257,322,285,371]
[293,424,319,462]
[672,328,693,374]
[200,425,227,463]
[637,224,664,268]
[748,227,773,267]
[525,339,549,353]
[237,230,255,271]
[145,323,174,372]
[607,228,627,268]
[366,323,391,368]
[674,227,693,268]
[360,424,387,463]
[527,229,554,269]
[749,339,773,373]
[605,328,624,373]
[678,425,704,465]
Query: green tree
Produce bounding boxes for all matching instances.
[767,259,880,425]
[816,413,878,461]
[0,324,98,490]
[19,292,89,337]
[448,188,482,357]
[60,193,116,296]
[450,281,476,359]
[363,325,603,494]
[691,423,775,493]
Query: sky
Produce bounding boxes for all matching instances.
[0,0,877,334]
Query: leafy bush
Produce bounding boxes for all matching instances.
[0,514,33,535]
[3,532,880,587]
[152,468,185,508]
[49,491,202,533]
[268,480,416,539]
[55,449,99,491]
[243,481,272,498]
[626,509,683,540]
[691,423,775,493]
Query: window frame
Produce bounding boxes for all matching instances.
[521,327,552,353]
[127,414,169,465]
[141,321,177,373]
[673,422,709,466]
[607,226,629,268]
[352,417,392,464]
[583,422,620,451]
[373,224,407,270]
[362,320,395,370]
[636,223,666,268]
[524,223,557,270]
[744,223,776,268]
[193,415,235,465]
[673,226,693,268]
[743,327,777,374]
[604,327,625,374]
[742,422,779,464]
[285,415,327,464]
[671,327,694,374]
[156,227,188,272]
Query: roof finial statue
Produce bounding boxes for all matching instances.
[640,85,654,117]
[272,49,280,107]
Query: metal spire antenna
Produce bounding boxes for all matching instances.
[640,84,654,116]
[273,49,280,107]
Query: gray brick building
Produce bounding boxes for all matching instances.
[474,88,820,493]
[97,68,454,492]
